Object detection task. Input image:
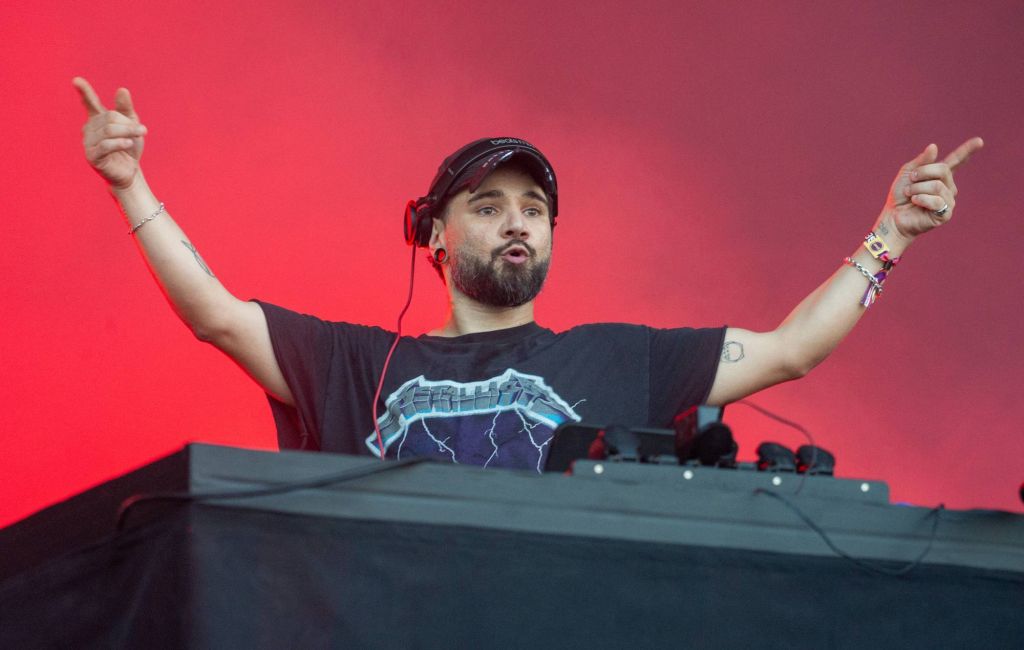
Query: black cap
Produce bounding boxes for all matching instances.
[405,137,558,247]
[425,137,558,218]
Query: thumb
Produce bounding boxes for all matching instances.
[903,143,937,171]
[114,87,137,120]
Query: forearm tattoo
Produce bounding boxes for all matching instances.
[878,222,890,236]
[721,340,745,363]
[181,240,215,278]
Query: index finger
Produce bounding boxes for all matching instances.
[943,136,985,170]
[72,77,106,116]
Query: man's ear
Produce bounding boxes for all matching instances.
[428,216,446,251]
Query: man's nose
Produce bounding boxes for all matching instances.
[503,209,529,239]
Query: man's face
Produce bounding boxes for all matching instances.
[436,165,553,308]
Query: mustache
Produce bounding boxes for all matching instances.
[491,240,536,259]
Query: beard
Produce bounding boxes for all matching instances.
[450,241,550,308]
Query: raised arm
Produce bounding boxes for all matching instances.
[73,77,293,405]
[706,138,984,406]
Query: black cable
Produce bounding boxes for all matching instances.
[736,399,817,448]
[755,488,944,576]
[736,398,817,494]
[115,456,431,532]
[371,244,419,459]
[737,399,945,575]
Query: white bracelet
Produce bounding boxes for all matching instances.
[128,202,166,235]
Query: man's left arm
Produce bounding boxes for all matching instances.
[706,137,984,406]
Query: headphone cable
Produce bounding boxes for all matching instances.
[370,244,418,460]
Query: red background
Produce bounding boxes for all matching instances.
[2,0,1022,527]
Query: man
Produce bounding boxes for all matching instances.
[73,77,983,470]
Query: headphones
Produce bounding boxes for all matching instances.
[403,137,559,247]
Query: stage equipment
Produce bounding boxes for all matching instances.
[757,441,798,472]
[673,405,737,467]
[545,423,680,471]
[2,444,1022,649]
[797,445,835,475]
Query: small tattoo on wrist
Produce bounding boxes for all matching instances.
[181,240,215,278]
[722,340,745,363]
[878,222,890,236]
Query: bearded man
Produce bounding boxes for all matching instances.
[73,78,983,469]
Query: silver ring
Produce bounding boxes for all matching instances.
[933,203,950,218]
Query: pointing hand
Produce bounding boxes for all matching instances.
[73,77,148,190]
[883,137,984,240]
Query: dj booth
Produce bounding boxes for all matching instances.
[1,443,1022,648]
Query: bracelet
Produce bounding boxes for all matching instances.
[128,202,166,235]
[844,257,886,307]
[863,231,900,266]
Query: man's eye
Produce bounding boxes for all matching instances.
[477,206,498,216]
[524,207,543,217]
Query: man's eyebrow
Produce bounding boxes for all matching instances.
[523,190,550,207]
[467,189,504,204]
[467,188,550,208]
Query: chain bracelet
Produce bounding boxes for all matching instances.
[128,202,166,235]
[844,257,883,293]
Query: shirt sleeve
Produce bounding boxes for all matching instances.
[253,300,336,451]
[647,325,727,425]
[253,300,398,453]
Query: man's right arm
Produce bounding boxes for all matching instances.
[116,176,294,405]
[74,77,293,405]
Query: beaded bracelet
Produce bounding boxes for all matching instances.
[128,202,166,235]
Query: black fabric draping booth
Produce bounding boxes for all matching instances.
[1,444,1022,648]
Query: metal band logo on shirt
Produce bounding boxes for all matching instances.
[365,369,583,473]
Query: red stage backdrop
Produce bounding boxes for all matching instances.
[1,0,1022,526]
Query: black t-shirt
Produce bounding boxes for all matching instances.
[256,301,725,472]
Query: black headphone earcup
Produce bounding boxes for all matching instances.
[405,199,435,247]
[403,200,420,246]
